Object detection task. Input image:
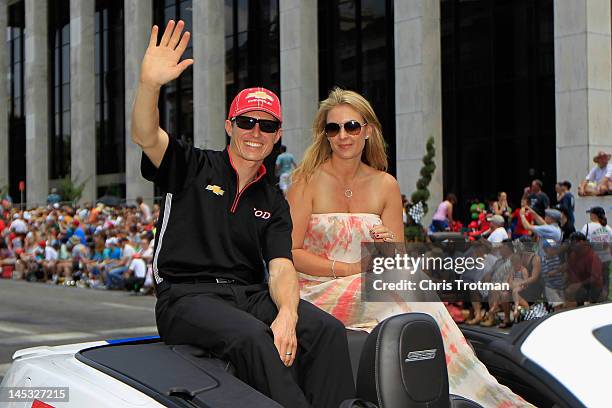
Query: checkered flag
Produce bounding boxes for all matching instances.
[524,303,548,321]
[408,201,424,224]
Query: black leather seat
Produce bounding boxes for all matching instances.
[347,329,369,382]
[356,313,483,408]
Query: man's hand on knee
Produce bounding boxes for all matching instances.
[270,308,298,367]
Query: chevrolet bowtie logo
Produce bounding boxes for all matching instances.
[206,185,225,196]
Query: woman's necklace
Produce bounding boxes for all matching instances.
[330,161,359,199]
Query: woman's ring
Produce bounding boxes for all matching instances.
[285,352,292,356]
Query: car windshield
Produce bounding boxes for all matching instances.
[593,324,612,353]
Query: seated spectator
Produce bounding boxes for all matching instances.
[105,237,135,289]
[480,241,513,327]
[578,151,612,196]
[509,254,530,323]
[492,191,512,225]
[485,215,508,243]
[41,240,58,281]
[540,239,564,311]
[564,232,603,306]
[464,242,498,325]
[82,233,106,286]
[124,253,147,293]
[581,206,612,300]
[515,236,543,304]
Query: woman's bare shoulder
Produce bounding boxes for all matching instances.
[288,167,326,198]
[368,168,399,190]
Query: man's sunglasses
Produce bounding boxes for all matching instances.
[324,120,368,137]
[233,115,281,133]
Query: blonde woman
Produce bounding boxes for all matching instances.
[287,87,533,408]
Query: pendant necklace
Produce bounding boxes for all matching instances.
[330,160,359,199]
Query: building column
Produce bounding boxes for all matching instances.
[280,0,318,161]
[24,0,49,207]
[70,0,96,204]
[124,0,153,204]
[0,0,8,192]
[192,0,225,150]
[554,0,612,189]
[394,1,443,220]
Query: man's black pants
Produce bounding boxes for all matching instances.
[156,281,355,408]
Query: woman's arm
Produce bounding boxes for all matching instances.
[493,202,502,216]
[523,255,541,285]
[379,174,406,244]
[287,179,358,277]
[447,202,454,224]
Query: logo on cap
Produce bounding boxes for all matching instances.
[246,91,274,104]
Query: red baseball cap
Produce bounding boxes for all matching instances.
[227,87,282,122]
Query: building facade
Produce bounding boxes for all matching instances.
[1,0,611,216]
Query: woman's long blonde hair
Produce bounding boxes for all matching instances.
[292,87,388,183]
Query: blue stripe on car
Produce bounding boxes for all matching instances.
[106,335,160,345]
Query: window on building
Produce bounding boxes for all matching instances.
[318,0,396,175]
[153,0,193,145]
[48,0,71,180]
[441,0,556,216]
[95,0,125,176]
[8,0,26,203]
[225,0,280,182]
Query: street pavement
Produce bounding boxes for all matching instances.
[0,279,157,381]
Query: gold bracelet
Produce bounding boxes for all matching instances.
[331,259,337,279]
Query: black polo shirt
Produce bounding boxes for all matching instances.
[141,136,293,285]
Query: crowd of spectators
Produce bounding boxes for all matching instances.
[0,197,158,294]
[411,176,611,328]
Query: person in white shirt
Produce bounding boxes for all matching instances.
[486,215,508,244]
[42,243,58,281]
[581,206,612,300]
[137,196,153,224]
[9,213,28,235]
[578,151,612,196]
[124,253,147,292]
[106,238,135,288]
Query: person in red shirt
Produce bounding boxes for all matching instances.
[564,232,603,306]
[510,197,533,238]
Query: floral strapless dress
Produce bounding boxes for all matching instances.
[298,213,533,408]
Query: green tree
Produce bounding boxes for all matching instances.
[405,137,436,241]
[58,175,88,204]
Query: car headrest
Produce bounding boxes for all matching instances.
[356,313,449,408]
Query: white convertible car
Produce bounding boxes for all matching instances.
[1,302,610,408]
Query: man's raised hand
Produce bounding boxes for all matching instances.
[140,20,193,88]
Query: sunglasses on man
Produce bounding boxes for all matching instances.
[232,115,281,133]
[324,120,368,137]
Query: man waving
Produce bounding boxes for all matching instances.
[131,20,354,408]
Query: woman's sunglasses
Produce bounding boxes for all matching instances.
[324,120,368,137]
[233,115,281,134]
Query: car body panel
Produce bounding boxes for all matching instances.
[520,302,612,408]
[1,340,164,408]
